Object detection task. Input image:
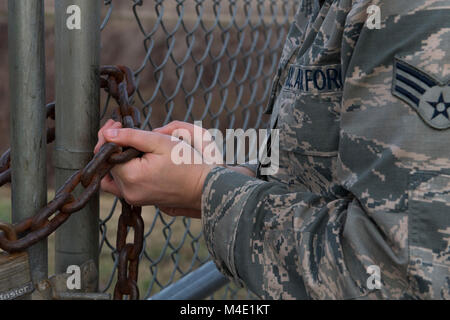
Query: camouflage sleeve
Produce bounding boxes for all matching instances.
[202,166,350,299]
[202,0,450,300]
[201,166,266,284]
[231,162,258,176]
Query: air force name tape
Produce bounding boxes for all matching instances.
[393,57,450,130]
[282,64,343,94]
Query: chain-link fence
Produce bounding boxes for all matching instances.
[96,0,300,300]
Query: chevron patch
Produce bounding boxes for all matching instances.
[392,57,450,130]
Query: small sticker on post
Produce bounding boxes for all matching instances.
[66,5,81,30]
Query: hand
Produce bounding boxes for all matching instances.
[153,121,256,217]
[154,121,224,165]
[155,121,256,177]
[95,119,123,196]
[94,120,213,218]
[153,121,220,217]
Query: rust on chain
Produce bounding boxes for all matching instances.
[81,143,119,187]
[0,103,56,186]
[0,222,18,241]
[0,65,145,300]
[114,200,143,300]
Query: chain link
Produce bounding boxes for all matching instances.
[0,65,144,300]
[114,200,144,300]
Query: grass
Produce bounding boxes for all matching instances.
[0,187,10,223]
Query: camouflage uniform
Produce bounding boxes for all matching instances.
[201,0,450,299]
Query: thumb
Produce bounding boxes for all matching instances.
[104,128,168,153]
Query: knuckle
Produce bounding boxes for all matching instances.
[124,170,138,184]
[103,119,114,129]
[123,190,140,206]
[170,120,185,130]
[123,191,135,205]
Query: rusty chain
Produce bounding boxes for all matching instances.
[114,200,144,300]
[0,103,55,186]
[0,65,144,300]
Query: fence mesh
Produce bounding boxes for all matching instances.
[98,0,300,299]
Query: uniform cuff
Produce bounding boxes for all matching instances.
[233,162,258,175]
[201,166,264,284]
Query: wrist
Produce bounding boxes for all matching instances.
[191,164,214,210]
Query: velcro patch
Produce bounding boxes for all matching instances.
[393,57,450,130]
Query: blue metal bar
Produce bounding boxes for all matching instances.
[148,262,229,300]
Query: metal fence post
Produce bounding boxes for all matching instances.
[7,0,48,285]
[54,0,101,286]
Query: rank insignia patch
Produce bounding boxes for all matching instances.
[393,57,450,130]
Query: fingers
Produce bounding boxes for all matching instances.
[154,121,222,164]
[100,174,122,197]
[158,206,176,215]
[158,206,201,219]
[103,128,171,153]
[95,120,113,154]
[154,121,205,149]
[154,121,196,136]
[95,120,122,154]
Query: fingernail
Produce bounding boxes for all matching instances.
[106,129,118,138]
